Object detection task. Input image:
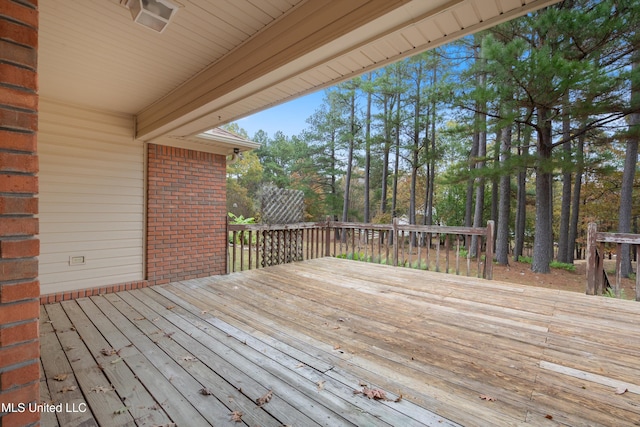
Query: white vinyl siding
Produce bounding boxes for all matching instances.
[39,100,144,294]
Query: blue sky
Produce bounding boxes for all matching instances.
[234,90,325,139]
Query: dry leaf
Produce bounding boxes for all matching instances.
[181,355,197,362]
[479,394,497,402]
[199,388,214,395]
[615,387,628,395]
[394,394,403,403]
[230,411,243,422]
[110,357,123,364]
[114,406,130,414]
[363,387,388,400]
[333,344,341,350]
[53,374,68,382]
[59,385,77,393]
[317,380,325,391]
[545,414,553,420]
[166,305,175,310]
[256,389,273,406]
[91,385,114,393]
[101,348,117,356]
[164,331,175,338]
[200,310,208,315]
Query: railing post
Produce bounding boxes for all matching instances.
[484,220,494,280]
[393,217,399,267]
[225,214,230,274]
[325,216,332,257]
[586,222,597,295]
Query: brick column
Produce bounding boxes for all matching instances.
[0,1,41,426]
[146,144,227,285]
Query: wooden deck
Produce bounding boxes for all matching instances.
[40,257,640,426]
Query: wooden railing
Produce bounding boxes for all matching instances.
[586,222,640,300]
[228,218,495,280]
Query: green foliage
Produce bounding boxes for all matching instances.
[549,261,577,272]
[603,288,627,299]
[228,213,256,245]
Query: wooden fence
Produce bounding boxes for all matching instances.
[586,222,640,300]
[228,218,495,280]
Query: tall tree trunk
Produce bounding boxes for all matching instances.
[557,94,572,263]
[532,106,553,273]
[568,131,584,263]
[391,99,401,218]
[491,129,500,227]
[619,51,640,277]
[465,132,479,229]
[410,66,422,230]
[380,95,391,215]
[341,88,356,238]
[427,92,436,226]
[471,69,487,257]
[496,124,512,265]
[514,124,530,260]
[364,74,372,223]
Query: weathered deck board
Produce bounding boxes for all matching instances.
[41,257,640,426]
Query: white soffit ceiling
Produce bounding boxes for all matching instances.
[38,0,560,143]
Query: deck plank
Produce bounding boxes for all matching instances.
[40,257,640,427]
[60,300,174,427]
[74,297,213,427]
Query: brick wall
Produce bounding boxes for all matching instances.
[147,144,227,285]
[0,1,41,426]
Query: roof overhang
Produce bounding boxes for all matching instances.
[39,0,561,151]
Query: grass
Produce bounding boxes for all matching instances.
[514,256,576,272]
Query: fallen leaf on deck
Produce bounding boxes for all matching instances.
[479,394,497,402]
[164,331,175,338]
[59,385,77,393]
[200,310,208,315]
[294,363,304,369]
[91,385,114,393]
[64,346,76,351]
[166,305,175,310]
[545,414,553,420]
[53,374,68,382]
[394,394,403,403]
[199,388,214,395]
[181,356,197,362]
[114,406,130,414]
[230,411,243,422]
[110,358,123,364]
[101,348,117,356]
[317,380,325,391]
[615,387,628,395]
[256,390,273,406]
[333,344,341,350]
[354,386,391,401]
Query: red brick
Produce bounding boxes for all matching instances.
[0,17,37,48]
[0,218,38,236]
[0,2,38,29]
[1,407,40,427]
[0,300,39,324]
[0,174,37,194]
[0,281,38,304]
[0,320,37,346]
[0,196,38,215]
[0,341,38,369]
[0,259,38,281]
[0,107,37,132]
[0,63,37,90]
[0,152,38,174]
[0,39,36,70]
[0,86,38,111]
[0,238,39,258]
[0,380,38,405]
[0,361,38,390]
[0,129,37,152]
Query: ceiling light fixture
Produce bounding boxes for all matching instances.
[127,0,178,33]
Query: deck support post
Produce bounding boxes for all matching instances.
[325,216,332,257]
[392,217,399,267]
[484,220,494,280]
[586,222,597,295]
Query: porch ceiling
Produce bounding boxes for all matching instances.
[39,0,559,144]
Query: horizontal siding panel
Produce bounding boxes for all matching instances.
[40,271,144,296]
[39,100,144,292]
[40,256,143,275]
[41,239,142,254]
